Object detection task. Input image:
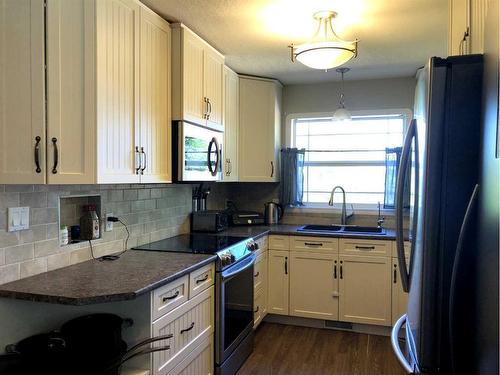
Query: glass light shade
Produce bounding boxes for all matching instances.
[332,107,352,121]
[295,41,356,70]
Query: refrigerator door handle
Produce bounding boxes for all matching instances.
[391,314,415,374]
[448,184,479,375]
[396,119,417,292]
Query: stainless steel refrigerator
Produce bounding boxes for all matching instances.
[391,46,499,374]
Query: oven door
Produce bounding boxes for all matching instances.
[176,121,222,181]
[216,253,256,365]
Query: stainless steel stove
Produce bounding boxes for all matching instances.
[133,233,258,375]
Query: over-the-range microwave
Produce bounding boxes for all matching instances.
[172,121,223,182]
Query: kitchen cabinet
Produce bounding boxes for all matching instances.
[448,0,487,55]
[289,251,339,321]
[0,0,172,184]
[223,66,239,181]
[253,236,268,329]
[167,336,213,375]
[171,24,224,129]
[0,0,46,184]
[238,76,282,182]
[338,254,391,326]
[391,257,409,325]
[268,249,289,315]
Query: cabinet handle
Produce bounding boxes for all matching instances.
[135,146,141,174]
[393,265,397,284]
[284,257,288,275]
[34,136,41,173]
[254,271,260,278]
[340,261,343,279]
[270,161,274,177]
[51,137,58,174]
[140,147,146,174]
[180,322,195,334]
[254,306,259,313]
[196,274,209,284]
[334,262,337,279]
[207,98,212,119]
[203,97,208,119]
[162,290,180,302]
[355,246,375,250]
[304,242,323,247]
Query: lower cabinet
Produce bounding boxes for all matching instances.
[289,252,339,320]
[167,336,213,375]
[253,236,269,328]
[338,255,391,326]
[253,288,267,327]
[391,257,409,324]
[268,249,289,315]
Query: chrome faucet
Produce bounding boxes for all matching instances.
[328,186,354,225]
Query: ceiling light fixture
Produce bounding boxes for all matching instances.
[289,10,358,70]
[332,67,351,121]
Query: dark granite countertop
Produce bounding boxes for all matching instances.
[221,224,398,240]
[0,251,216,306]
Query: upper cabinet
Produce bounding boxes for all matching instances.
[0,0,172,184]
[223,66,239,181]
[171,24,224,130]
[448,0,488,55]
[238,76,282,182]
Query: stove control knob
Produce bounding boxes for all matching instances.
[230,254,236,262]
[220,253,232,266]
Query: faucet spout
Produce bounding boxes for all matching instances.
[328,186,353,225]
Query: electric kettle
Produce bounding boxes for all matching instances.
[264,202,283,224]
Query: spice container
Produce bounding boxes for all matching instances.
[80,204,100,240]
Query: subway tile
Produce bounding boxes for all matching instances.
[47,223,59,239]
[131,200,146,212]
[151,188,162,199]
[0,230,20,247]
[0,263,20,284]
[20,225,47,244]
[138,189,151,200]
[0,192,20,210]
[123,189,138,201]
[20,192,48,208]
[70,247,91,265]
[144,199,156,211]
[0,249,4,266]
[34,238,60,258]
[31,207,58,225]
[108,190,123,202]
[5,243,34,264]
[4,185,34,193]
[47,252,70,271]
[0,210,6,231]
[20,258,47,279]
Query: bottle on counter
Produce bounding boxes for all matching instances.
[60,225,69,245]
[80,204,100,240]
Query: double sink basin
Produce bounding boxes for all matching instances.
[297,224,385,235]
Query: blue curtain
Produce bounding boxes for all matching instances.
[280,148,305,207]
[384,147,410,209]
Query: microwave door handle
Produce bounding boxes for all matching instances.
[396,119,416,293]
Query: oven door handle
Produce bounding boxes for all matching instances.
[221,253,256,281]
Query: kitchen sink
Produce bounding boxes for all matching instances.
[298,224,343,232]
[341,225,385,234]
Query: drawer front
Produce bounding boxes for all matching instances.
[152,275,189,321]
[189,263,215,299]
[339,238,391,257]
[391,241,411,258]
[291,236,338,253]
[269,235,289,250]
[166,336,214,375]
[253,251,268,291]
[152,286,214,375]
[254,235,268,256]
[253,288,267,329]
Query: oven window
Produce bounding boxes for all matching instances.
[224,264,254,351]
[185,136,209,172]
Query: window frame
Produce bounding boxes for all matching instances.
[285,109,413,211]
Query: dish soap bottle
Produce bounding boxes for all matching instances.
[80,204,100,240]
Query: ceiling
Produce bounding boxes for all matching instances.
[141,0,448,84]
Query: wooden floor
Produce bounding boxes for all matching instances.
[237,323,405,375]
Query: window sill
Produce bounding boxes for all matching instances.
[286,205,395,217]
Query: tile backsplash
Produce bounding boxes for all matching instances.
[0,184,192,285]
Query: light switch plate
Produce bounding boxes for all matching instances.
[8,207,29,232]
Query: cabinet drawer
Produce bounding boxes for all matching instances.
[254,251,267,291]
[253,288,267,329]
[166,336,213,375]
[152,275,189,321]
[189,263,215,299]
[269,235,289,250]
[152,286,214,375]
[391,241,411,258]
[339,239,391,257]
[291,236,338,253]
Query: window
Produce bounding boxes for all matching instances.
[288,110,410,209]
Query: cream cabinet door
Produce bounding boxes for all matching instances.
[46,0,95,184]
[290,252,339,321]
[138,7,171,183]
[238,77,279,182]
[222,66,239,181]
[254,251,268,292]
[96,0,140,183]
[181,30,205,125]
[391,257,409,325]
[167,336,214,375]
[339,255,392,326]
[204,48,223,129]
[0,0,46,184]
[268,250,289,315]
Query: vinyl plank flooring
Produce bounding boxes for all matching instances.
[237,323,405,375]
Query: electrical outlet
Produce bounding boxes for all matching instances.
[105,212,113,232]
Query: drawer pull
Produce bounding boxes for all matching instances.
[196,274,209,284]
[304,242,323,247]
[162,291,179,302]
[254,306,259,313]
[180,322,195,334]
[254,271,260,278]
[355,245,375,250]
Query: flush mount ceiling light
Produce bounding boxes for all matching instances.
[332,67,351,121]
[289,10,358,70]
